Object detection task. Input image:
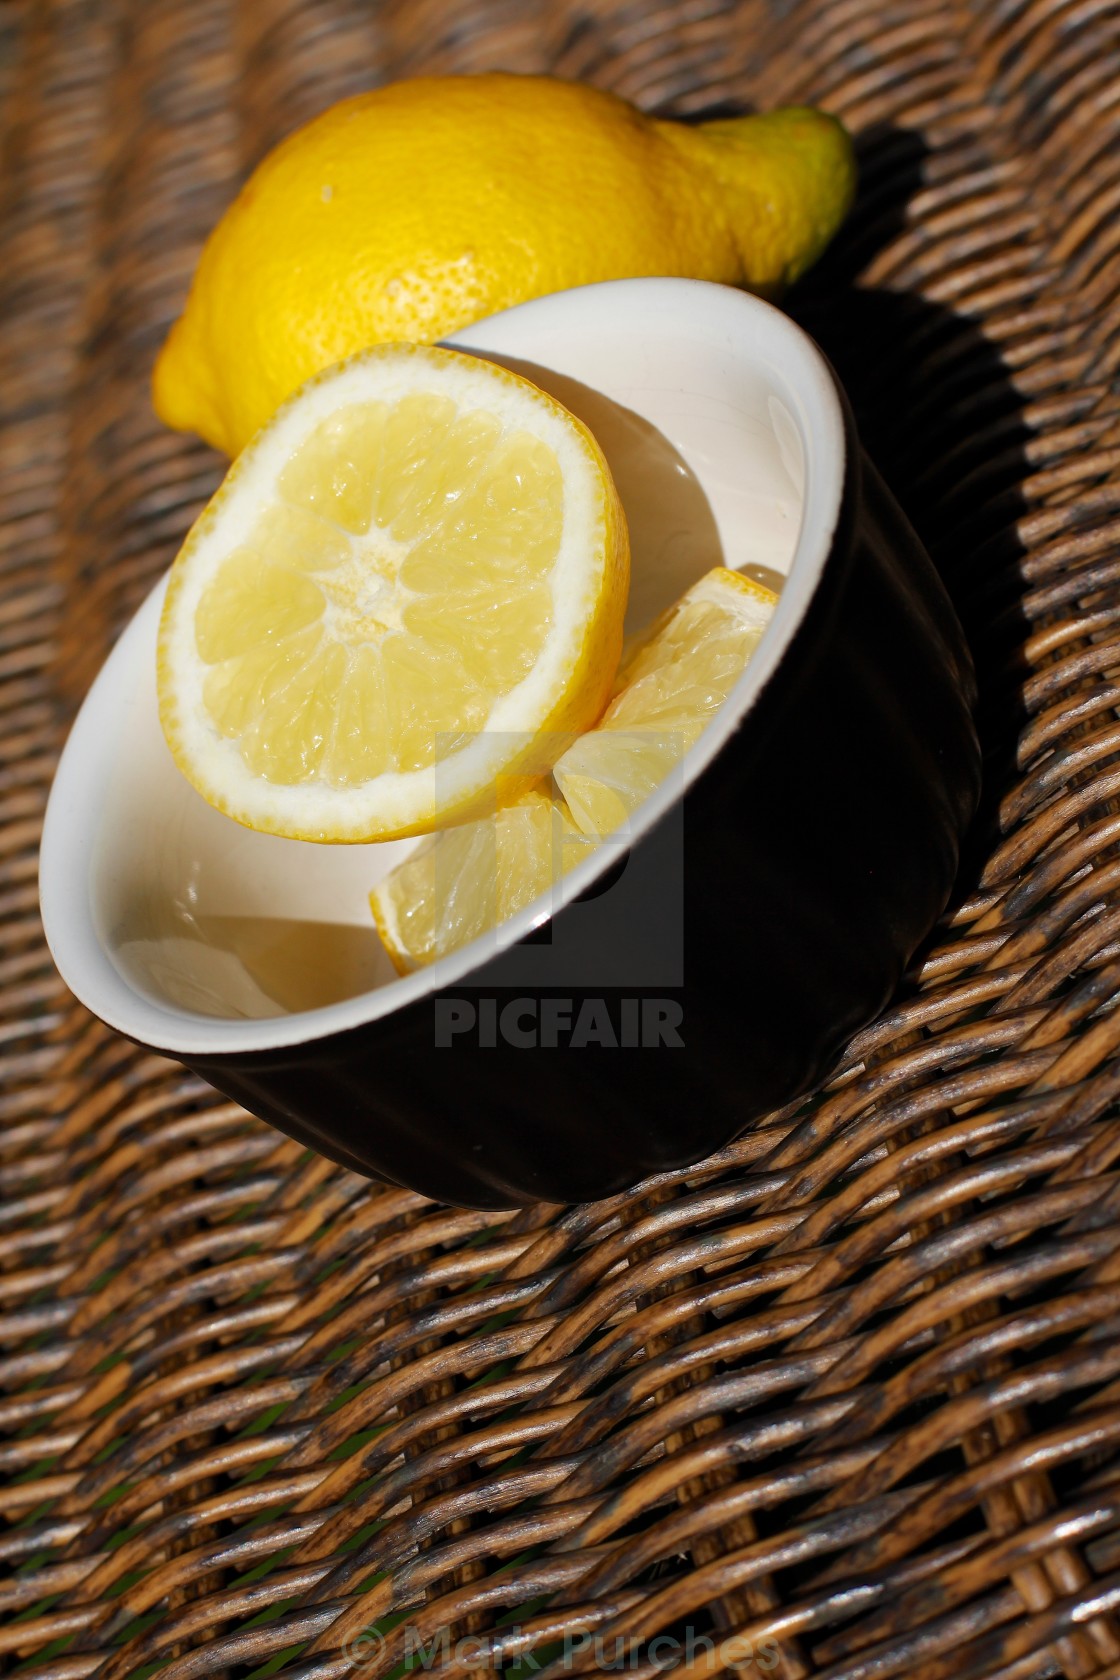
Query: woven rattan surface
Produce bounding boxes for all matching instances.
[5,0,1120,1675]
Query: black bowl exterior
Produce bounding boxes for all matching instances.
[179,415,981,1209]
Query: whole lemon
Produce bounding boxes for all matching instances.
[154,74,856,457]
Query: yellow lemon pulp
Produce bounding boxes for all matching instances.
[370,567,777,973]
[157,344,628,842]
[153,76,856,456]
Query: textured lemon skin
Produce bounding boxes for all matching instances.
[156,344,630,843]
[153,75,857,456]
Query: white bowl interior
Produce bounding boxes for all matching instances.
[40,278,844,1053]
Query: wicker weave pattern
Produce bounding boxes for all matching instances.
[5,0,1120,1674]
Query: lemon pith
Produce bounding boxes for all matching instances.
[370,567,778,973]
[153,75,857,456]
[157,344,629,843]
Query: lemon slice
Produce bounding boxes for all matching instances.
[157,344,628,841]
[370,566,777,973]
[371,789,596,974]
[553,567,777,837]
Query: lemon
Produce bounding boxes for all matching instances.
[554,567,777,836]
[157,343,628,843]
[370,567,776,973]
[371,790,596,975]
[153,75,857,456]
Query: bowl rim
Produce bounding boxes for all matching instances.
[39,276,847,1056]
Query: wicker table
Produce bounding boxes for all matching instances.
[5,1,1120,1675]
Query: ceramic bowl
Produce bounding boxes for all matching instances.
[40,278,981,1208]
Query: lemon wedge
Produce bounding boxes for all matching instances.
[554,567,777,837]
[370,567,777,972]
[157,344,628,842]
[370,789,596,975]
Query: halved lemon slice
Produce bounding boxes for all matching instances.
[553,567,777,836]
[157,344,628,841]
[371,789,596,974]
[370,566,777,973]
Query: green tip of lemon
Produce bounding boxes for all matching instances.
[692,104,857,292]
